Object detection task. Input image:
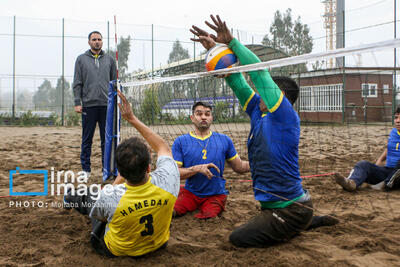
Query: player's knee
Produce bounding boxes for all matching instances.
[356,160,370,168]
[173,205,187,217]
[229,229,244,247]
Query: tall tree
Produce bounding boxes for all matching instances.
[108,36,131,81]
[263,9,313,56]
[33,79,53,110]
[262,9,313,74]
[55,77,73,111]
[33,77,73,112]
[140,87,160,124]
[168,40,190,64]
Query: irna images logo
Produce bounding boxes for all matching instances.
[9,167,48,196]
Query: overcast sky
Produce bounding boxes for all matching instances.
[0,0,398,95]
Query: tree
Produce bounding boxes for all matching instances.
[33,79,53,110]
[262,9,313,74]
[55,77,73,111]
[140,87,161,124]
[168,40,190,64]
[33,77,72,113]
[108,36,131,81]
[17,92,26,109]
[262,9,313,56]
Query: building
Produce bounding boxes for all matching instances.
[294,67,395,123]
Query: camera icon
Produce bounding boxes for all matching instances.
[9,167,48,196]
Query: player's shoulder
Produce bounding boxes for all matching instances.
[103,52,115,60]
[390,127,399,136]
[212,132,231,140]
[76,53,87,61]
[211,132,234,147]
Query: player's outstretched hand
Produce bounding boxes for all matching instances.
[194,163,220,179]
[205,15,233,45]
[117,90,135,123]
[190,25,216,50]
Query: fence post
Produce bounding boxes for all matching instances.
[393,0,397,123]
[107,21,110,52]
[61,18,65,126]
[12,15,16,123]
[151,24,154,124]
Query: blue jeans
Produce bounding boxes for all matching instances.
[349,160,394,187]
[81,106,107,172]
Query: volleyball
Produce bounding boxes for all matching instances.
[205,44,238,71]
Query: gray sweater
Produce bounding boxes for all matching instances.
[73,50,117,107]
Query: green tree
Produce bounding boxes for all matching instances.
[140,87,161,124]
[263,9,312,56]
[108,36,131,81]
[33,77,73,113]
[214,102,230,122]
[33,79,53,110]
[54,77,72,112]
[262,9,313,73]
[17,92,27,109]
[168,40,190,64]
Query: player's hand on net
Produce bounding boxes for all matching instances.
[205,15,233,45]
[190,25,216,50]
[117,90,135,123]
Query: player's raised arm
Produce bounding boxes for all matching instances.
[117,90,171,157]
[190,24,254,110]
[206,15,282,113]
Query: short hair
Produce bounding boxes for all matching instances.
[395,106,400,115]
[272,76,299,105]
[116,137,150,184]
[88,31,103,40]
[192,101,212,114]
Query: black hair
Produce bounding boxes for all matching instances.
[395,106,400,115]
[272,76,299,105]
[192,101,212,114]
[88,31,103,40]
[116,137,150,184]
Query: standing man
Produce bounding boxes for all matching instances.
[172,101,250,219]
[190,15,337,247]
[73,31,117,177]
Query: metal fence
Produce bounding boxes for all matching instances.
[0,14,397,126]
[0,15,270,125]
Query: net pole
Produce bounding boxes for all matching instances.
[393,0,397,122]
[110,15,120,178]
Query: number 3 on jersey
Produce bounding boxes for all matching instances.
[139,214,154,236]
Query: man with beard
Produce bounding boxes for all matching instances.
[172,101,250,219]
[73,31,117,178]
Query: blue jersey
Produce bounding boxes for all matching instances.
[245,92,304,202]
[386,128,400,168]
[172,131,238,197]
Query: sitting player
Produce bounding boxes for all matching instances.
[65,90,180,257]
[172,101,250,219]
[335,106,400,191]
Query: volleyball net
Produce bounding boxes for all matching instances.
[103,38,400,180]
